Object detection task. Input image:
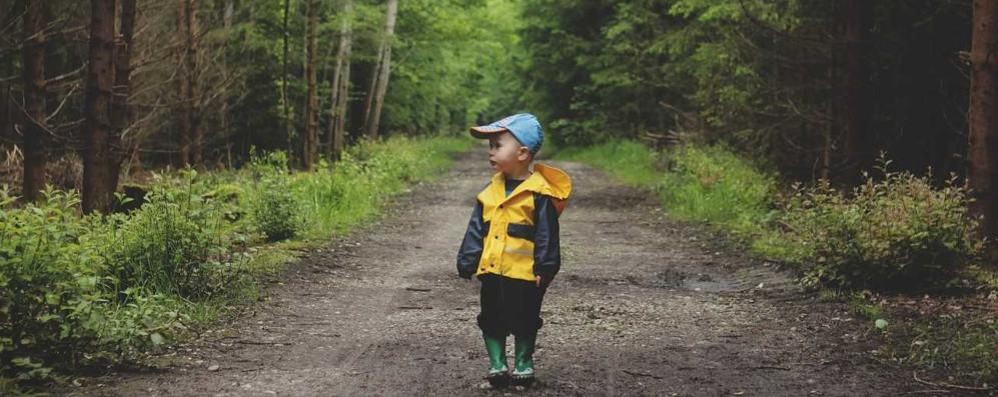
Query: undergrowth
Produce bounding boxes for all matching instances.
[0,135,470,392]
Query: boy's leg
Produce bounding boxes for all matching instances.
[509,280,547,384]
[477,275,510,387]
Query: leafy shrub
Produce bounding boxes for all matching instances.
[95,170,244,299]
[0,187,89,380]
[780,166,983,290]
[248,151,302,242]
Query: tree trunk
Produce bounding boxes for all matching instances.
[176,0,191,167]
[364,0,398,140]
[968,0,998,241]
[302,0,319,170]
[109,0,136,195]
[839,0,873,181]
[82,0,116,213]
[186,0,203,167]
[328,0,352,162]
[282,0,292,160]
[362,44,384,139]
[21,0,47,202]
[221,0,233,168]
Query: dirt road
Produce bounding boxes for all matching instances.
[74,154,916,396]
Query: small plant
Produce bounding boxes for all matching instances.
[248,151,302,242]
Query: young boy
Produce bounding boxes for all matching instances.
[456,113,572,388]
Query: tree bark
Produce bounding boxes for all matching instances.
[21,0,47,202]
[839,0,873,181]
[364,0,398,140]
[176,0,191,167]
[82,0,116,213]
[328,0,352,162]
[109,0,136,195]
[302,0,319,170]
[221,0,233,168]
[282,0,292,159]
[186,0,203,167]
[968,0,998,241]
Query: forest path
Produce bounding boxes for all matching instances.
[75,152,915,396]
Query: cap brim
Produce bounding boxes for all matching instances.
[469,125,507,139]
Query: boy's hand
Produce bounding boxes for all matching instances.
[536,275,553,288]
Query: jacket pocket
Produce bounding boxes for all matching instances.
[506,223,536,242]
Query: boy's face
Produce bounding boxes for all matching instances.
[488,131,530,173]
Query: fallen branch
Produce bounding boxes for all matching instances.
[622,369,663,379]
[913,371,990,392]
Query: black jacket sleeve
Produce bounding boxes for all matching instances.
[456,201,487,278]
[532,194,561,278]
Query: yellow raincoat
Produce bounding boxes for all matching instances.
[459,163,572,282]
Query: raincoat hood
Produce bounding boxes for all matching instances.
[486,163,572,214]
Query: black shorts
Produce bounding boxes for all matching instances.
[477,274,547,338]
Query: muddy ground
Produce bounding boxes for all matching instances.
[67,154,932,396]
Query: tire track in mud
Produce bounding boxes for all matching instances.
[73,152,915,396]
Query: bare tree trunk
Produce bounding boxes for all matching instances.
[328,0,352,162]
[363,0,397,140]
[21,0,47,202]
[82,0,116,213]
[221,0,233,168]
[186,0,203,167]
[176,0,191,167]
[302,0,319,170]
[839,0,873,181]
[362,44,384,139]
[282,0,292,160]
[969,0,998,241]
[109,0,136,193]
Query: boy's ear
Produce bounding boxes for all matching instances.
[517,146,531,161]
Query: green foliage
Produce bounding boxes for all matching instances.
[1,135,466,391]
[659,145,776,237]
[556,140,661,187]
[248,151,303,242]
[294,135,472,239]
[779,165,983,290]
[890,317,998,385]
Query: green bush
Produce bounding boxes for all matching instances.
[0,187,90,381]
[779,167,983,290]
[97,170,245,299]
[248,151,302,242]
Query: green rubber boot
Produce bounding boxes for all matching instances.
[483,334,509,388]
[511,334,536,386]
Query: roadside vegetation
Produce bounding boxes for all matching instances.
[558,141,997,388]
[0,136,469,393]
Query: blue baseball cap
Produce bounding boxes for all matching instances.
[470,113,544,153]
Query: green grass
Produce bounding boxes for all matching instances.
[557,141,776,241]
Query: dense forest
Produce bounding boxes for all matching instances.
[1,0,997,392]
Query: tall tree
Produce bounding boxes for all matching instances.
[282,0,292,159]
[221,0,234,167]
[110,0,136,191]
[968,0,998,241]
[82,0,116,213]
[176,0,201,167]
[302,0,319,170]
[363,0,397,139]
[838,0,874,181]
[328,0,352,161]
[21,0,47,201]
